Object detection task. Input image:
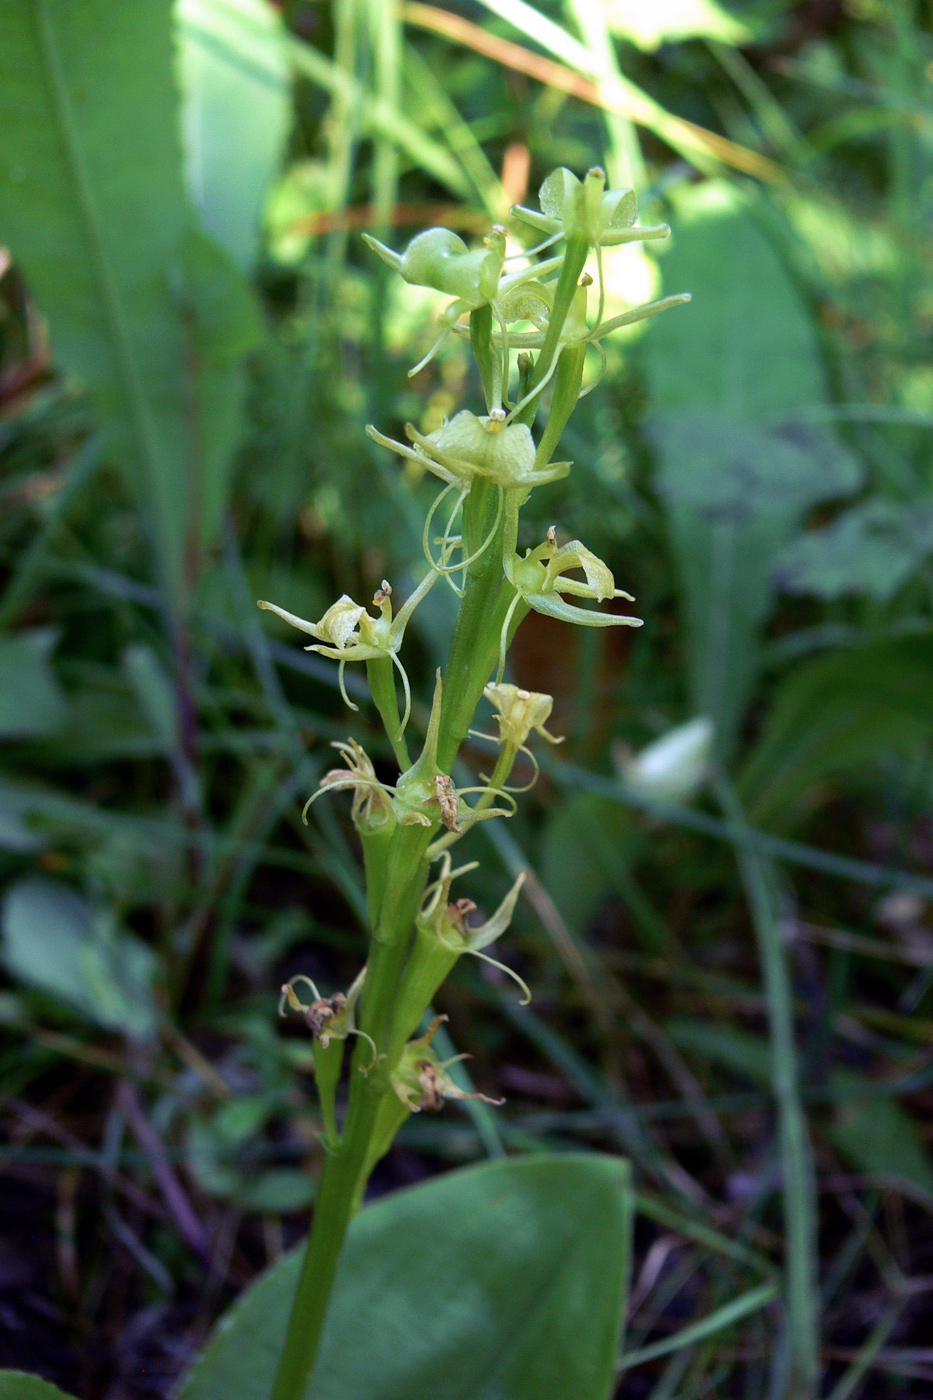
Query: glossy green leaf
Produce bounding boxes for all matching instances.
[176,0,290,271]
[0,1375,77,1400]
[738,633,933,830]
[178,1154,631,1400]
[0,631,66,740]
[0,1,261,605]
[0,878,158,1037]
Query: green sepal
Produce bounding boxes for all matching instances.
[528,593,645,628]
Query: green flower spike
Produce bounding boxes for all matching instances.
[368,410,569,491]
[499,524,642,678]
[477,274,691,424]
[391,1015,505,1113]
[483,683,563,751]
[368,411,570,584]
[468,684,564,795]
[280,968,375,1149]
[258,574,436,730]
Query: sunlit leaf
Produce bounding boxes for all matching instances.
[603,0,752,51]
[176,0,291,271]
[0,1,261,604]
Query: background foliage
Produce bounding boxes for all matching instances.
[2,0,933,1396]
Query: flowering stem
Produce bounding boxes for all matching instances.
[269,822,434,1400]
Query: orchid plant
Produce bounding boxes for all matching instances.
[261,166,689,1400]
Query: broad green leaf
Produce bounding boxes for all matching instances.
[0,1,261,605]
[738,633,933,830]
[644,182,861,759]
[603,0,752,51]
[176,0,290,271]
[0,631,66,740]
[773,499,933,602]
[1,878,158,1037]
[0,1375,77,1400]
[178,1154,631,1400]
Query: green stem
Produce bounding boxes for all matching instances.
[269,823,433,1400]
[514,232,589,428]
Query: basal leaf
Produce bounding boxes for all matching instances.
[0,1,261,605]
[178,1154,631,1400]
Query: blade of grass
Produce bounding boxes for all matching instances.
[404,2,785,182]
[566,0,645,188]
[717,777,820,1396]
[288,32,472,198]
[618,1279,780,1371]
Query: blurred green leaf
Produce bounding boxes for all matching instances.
[178,1155,631,1400]
[828,1096,933,1199]
[0,1376,76,1400]
[177,0,290,271]
[0,1,261,605]
[0,877,158,1037]
[773,499,933,602]
[540,792,637,935]
[738,633,933,830]
[0,630,66,740]
[645,182,861,758]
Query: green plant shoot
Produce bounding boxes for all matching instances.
[259,165,690,1400]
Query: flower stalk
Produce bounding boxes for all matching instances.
[262,165,689,1400]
